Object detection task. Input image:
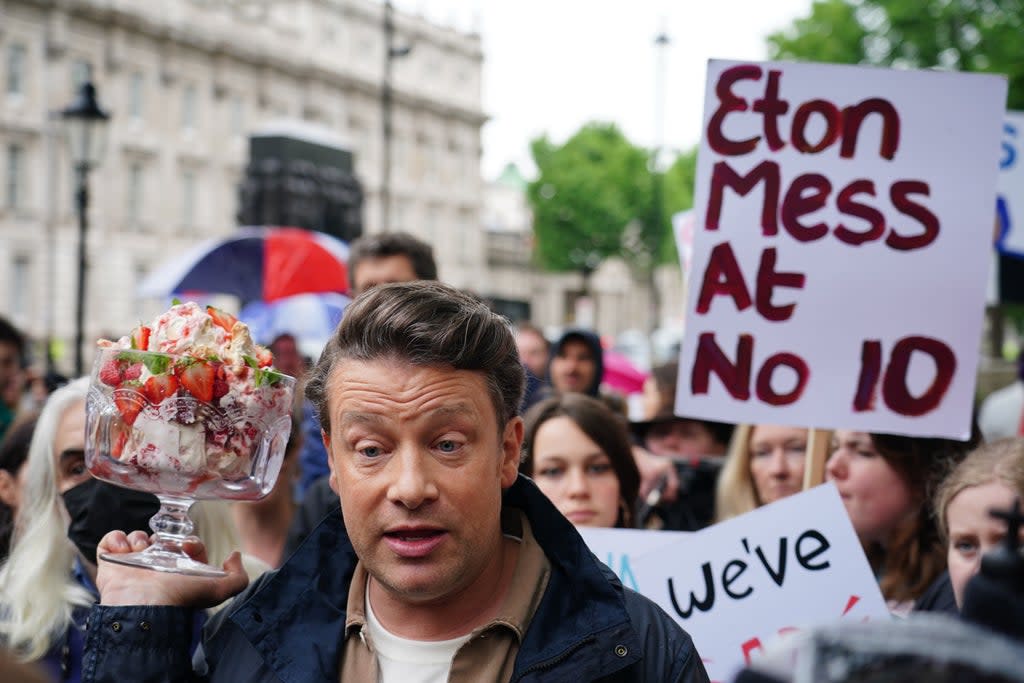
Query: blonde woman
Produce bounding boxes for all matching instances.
[934,438,1024,609]
[715,424,809,522]
[0,378,266,681]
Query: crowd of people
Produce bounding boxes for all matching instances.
[0,230,1019,681]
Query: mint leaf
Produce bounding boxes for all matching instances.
[144,355,172,375]
[260,369,284,387]
[172,297,182,305]
[117,351,171,375]
[242,355,259,370]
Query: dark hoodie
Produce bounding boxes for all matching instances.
[546,328,604,397]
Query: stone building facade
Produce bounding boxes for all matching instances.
[0,0,679,373]
[0,0,485,370]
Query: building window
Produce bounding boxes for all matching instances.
[129,72,144,120]
[10,254,30,318]
[182,169,196,227]
[71,59,92,90]
[6,44,26,96]
[126,162,143,225]
[182,84,197,130]
[5,144,24,209]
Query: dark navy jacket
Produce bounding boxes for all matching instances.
[82,476,708,682]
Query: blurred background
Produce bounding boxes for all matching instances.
[0,0,1021,398]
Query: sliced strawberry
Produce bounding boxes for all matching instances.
[113,383,144,426]
[206,306,238,335]
[110,424,130,458]
[141,374,178,405]
[130,325,151,351]
[256,347,273,368]
[176,360,216,402]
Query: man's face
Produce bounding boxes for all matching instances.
[323,358,522,606]
[515,330,548,378]
[0,341,21,407]
[352,255,419,296]
[549,338,596,394]
[270,337,303,378]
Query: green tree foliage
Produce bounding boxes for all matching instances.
[527,122,693,278]
[767,0,1024,108]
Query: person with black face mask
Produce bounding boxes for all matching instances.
[0,378,262,682]
[62,479,160,566]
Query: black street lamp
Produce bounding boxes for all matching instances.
[61,81,110,377]
[381,0,411,233]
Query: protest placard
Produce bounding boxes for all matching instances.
[997,112,1024,257]
[676,60,1007,439]
[581,484,889,683]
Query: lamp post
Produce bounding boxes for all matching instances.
[381,0,411,233]
[61,81,110,377]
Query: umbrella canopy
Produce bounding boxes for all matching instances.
[603,349,649,395]
[238,292,351,350]
[138,226,350,304]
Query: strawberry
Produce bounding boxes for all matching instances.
[130,325,151,351]
[99,357,143,386]
[211,362,229,400]
[207,306,238,335]
[113,383,144,426]
[99,359,123,386]
[256,347,273,368]
[110,424,130,458]
[141,374,178,405]
[121,363,143,381]
[176,360,216,402]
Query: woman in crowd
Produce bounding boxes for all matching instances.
[521,393,640,528]
[715,424,809,522]
[934,438,1024,608]
[0,378,266,681]
[0,414,36,563]
[828,430,978,613]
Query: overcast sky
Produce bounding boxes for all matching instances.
[392,0,815,179]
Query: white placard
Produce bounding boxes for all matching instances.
[677,60,1007,439]
[591,484,889,683]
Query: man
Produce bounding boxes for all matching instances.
[287,231,440,532]
[515,322,550,411]
[0,316,26,441]
[547,328,603,397]
[348,230,438,294]
[85,283,708,682]
[268,333,305,381]
[514,323,549,380]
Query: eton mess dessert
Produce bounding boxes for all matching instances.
[90,301,294,497]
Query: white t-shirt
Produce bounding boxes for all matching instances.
[365,585,472,683]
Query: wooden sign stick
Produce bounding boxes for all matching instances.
[802,429,831,490]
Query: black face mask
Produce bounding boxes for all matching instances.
[61,479,160,564]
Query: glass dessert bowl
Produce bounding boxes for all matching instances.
[85,346,295,576]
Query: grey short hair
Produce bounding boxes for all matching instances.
[306,281,525,433]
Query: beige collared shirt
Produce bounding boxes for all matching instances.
[339,509,551,682]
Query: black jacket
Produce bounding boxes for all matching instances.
[82,476,708,682]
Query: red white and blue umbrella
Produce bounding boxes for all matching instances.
[238,292,351,349]
[138,226,350,304]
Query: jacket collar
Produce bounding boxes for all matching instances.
[228,475,641,680]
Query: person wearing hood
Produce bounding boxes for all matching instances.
[547,329,604,398]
